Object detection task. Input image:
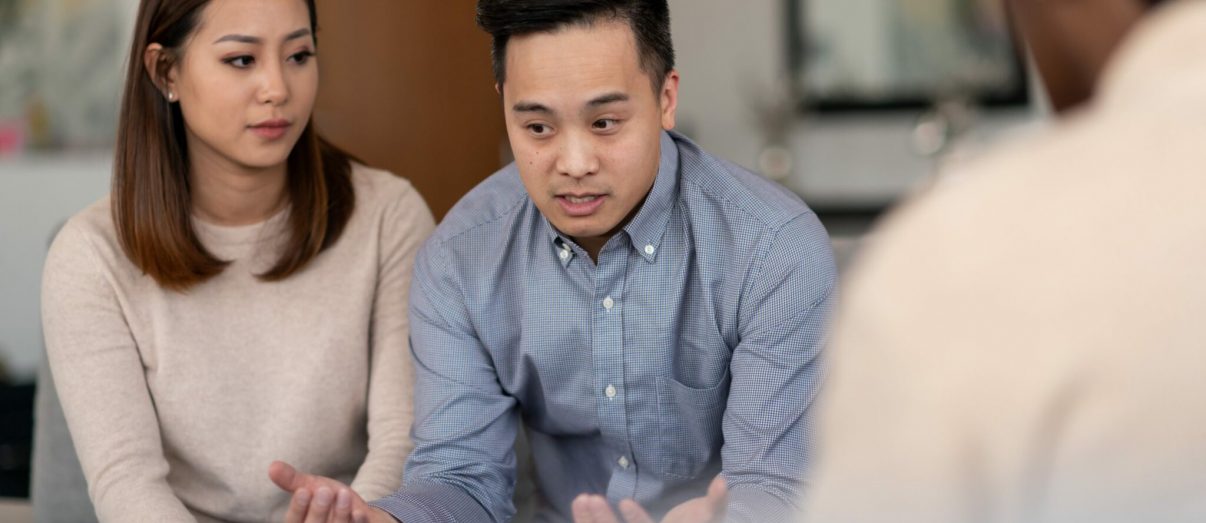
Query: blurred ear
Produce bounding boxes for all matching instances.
[1007,0,1147,113]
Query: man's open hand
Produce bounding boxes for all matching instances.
[571,475,727,523]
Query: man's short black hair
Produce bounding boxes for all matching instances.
[476,0,675,90]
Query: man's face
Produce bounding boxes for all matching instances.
[1008,0,1148,112]
[501,19,678,255]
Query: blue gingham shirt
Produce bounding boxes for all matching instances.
[371,131,837,522]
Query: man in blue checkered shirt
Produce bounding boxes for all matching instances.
[271,1,836,522]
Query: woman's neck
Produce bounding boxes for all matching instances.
[188,148,288,227]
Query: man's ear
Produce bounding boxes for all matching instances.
[495,82,502,95]
[659,70,680,131]
[144,43,178,101]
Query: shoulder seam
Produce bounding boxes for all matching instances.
[436,192,529,247]
[56,217,127,296]
[738,212,825,326]
[678,157,808,231]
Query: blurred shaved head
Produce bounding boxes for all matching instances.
[1008,0,1167,113]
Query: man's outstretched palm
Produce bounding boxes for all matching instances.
[571,475,727,523]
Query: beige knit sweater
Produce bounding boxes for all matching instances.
[42,164,434,522]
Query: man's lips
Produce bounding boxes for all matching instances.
[556,193,607,217]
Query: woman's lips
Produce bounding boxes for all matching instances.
[249,120,291,140]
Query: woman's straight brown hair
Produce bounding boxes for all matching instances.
[112,0,354,291]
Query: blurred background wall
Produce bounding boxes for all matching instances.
[311,1,507,219]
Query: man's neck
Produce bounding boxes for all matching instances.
[575,235,611,263]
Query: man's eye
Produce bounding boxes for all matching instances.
[528,124,550,135]
[593,119,618,130]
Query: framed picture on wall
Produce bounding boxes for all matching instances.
[0,0,134,152]
[788,0,1029,111]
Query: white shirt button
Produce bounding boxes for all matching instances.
[644,244,655,255]
[603,296,614,310]
[618,456,629,469]
[605,384,617,398]
[558,249,569,261]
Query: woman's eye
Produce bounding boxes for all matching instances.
[289,50,315,64]
[224,55,254,68]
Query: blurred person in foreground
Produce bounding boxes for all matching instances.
[799,0,1206,522]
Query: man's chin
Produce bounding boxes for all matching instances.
[554,221,614,242]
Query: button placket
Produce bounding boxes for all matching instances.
[590,242,635,500]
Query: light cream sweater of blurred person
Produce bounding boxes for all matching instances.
[801,3,1206,523]
[42,165,434,522]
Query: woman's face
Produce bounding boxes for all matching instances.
[162,0,317,173]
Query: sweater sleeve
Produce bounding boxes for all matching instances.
[349,181,436,500]
[41,222,196,523]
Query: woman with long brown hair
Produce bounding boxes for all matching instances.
[40,0,433,520]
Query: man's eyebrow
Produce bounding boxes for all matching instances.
[214,28,311,45]
[511,93,629,114]
[587,93,629,107]
[512,101,552,113]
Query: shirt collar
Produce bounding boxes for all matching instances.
[545,130,681,266]
[622,130,680,263]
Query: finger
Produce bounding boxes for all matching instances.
[618,499,656,523]
[352,509,370,523]
[328,488,354,523]
[706,475,729,512]
[707,475,728,500]
[269,461,303,492]
[284,487,311,523]
[703,475,729,523]
[586,495,623,523]
[572,494,597,523]
[303,486,334,523]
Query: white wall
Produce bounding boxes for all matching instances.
[0,0,136,383]
[669,0,784,178]
[0,154,111,382]
[668,0,1037,207]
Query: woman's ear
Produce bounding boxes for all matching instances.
[144,43,178,102]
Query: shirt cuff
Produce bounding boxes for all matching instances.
[369,481,492,523]
[725,484,799,523]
